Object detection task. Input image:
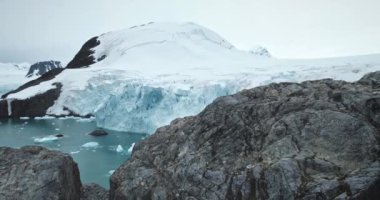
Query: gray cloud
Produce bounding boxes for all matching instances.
[0,0,379,63]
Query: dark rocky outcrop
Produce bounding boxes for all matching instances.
[26,60,63,78]
[1,68,64,99]
[88,129,109,137]
[0,146,82,200]
[0,100,8,118]
[81,183,109,200]
[0,83,62,118]
[358,71,380,88]
[110,72,380,200]
[66,36,102,69]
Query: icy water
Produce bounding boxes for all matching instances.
[0,117,147,188]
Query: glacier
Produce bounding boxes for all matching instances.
[3,22,380,134]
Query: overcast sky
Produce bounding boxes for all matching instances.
[1,0,379,63]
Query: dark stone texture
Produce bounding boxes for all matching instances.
[88,129,109,137]
[80,183,108,200]
[1,83,62,118]
[66,36,101,69]
[0,146,82,200]
[358,71,380,88]
[0,100,8,117]
[26,60,63,78]
[110,71,380,200]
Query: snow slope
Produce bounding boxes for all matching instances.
[4,22,380,133]
[0,62,30,95]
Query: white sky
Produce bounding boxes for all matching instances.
[0,0,379,63]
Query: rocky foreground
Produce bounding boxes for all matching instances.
[0,146,81,200]
[1,72,380,199]
[0,146,107,200]
[111,72,380,199]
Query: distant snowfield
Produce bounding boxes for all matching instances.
[3,22,380,133]
[0,62,30,95]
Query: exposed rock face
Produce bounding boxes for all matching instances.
[81,183,109,200]
[26,60,63,78]
[2,68,64,99]
[0,82,62,118]
[0,100,7,117]
[66,36,101,68]
[0,146,82,200]
[358,71,380,88]
[110,72,380,199]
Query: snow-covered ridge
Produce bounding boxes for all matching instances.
[3,22,380,133]
[89,22,268,73]
[92,22,234,64]
[0,62,30,95]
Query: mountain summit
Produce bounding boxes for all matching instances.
[66,22,266,70]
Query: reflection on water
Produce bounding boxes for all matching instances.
[0,118,147,188]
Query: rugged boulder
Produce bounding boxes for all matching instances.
[0,146,82,200]
[88,129,109,137]
[110,72,380,199]
[80,183,108,200]
[26,60,63,78]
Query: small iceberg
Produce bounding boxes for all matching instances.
[108,170,115,175]
[70,151,80,154]
[76,117,96,122]
[127,143,135,154]
[35,116,55,120]
[116,145,124,153]
[34,135,59,143]
[82,142,99,148]
[20,117,30,120]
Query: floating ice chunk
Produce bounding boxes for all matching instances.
[20,117,30,120]
[127,143,135,154]
[34,135,59,143]
[76,117,96,122]
[116,145,124,153]
[35,116,55,120]
[82,142,99,148]
[70,151,80,154]
[55,128,60,131]
[108,170,115,175]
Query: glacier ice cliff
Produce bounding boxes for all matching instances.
[2,22,380,134]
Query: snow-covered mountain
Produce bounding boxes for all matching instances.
[2,22,380,133]
[26,60,63,78]
[248,45,271,57]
